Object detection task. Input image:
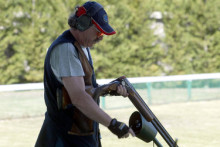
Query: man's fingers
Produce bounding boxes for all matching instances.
[124,133,129,138]
[120,128,136,138]
[121,132,129,138]
[129,128,136,137]
[117,85,128,97]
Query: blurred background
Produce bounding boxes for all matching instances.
[0,0,220,146]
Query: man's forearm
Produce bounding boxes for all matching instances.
[70,89,112,127]
[62,76,134,138]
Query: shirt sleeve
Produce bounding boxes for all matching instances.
[50,43,85,83]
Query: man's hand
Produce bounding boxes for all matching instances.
[108,118,135,138]
[117,85,129,97]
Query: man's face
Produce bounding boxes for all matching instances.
[81,25,104,47]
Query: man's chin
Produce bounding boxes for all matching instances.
[87,44,94,48]
[88,42,98,48]
[81,43,93,48]
[84,41,99,48]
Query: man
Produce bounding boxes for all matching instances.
[35,1,135,147]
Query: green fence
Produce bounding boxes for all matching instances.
[100,79,220,109]
[0,73,220,118]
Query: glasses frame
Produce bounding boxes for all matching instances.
[94,26,104,37]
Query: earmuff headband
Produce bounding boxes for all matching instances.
[76,3,103,18]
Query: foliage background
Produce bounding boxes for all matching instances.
[0,0,219,84]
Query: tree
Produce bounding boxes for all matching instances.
[93,0,160,78]
[161,0,220,75]
[0,0,219,84]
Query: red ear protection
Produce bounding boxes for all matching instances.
[74,4,103,32]
[76,6,86,17]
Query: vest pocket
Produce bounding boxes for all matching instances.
[68,108,94,136]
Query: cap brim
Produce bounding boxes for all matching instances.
[92,19,116,35]
[91,8,116,35]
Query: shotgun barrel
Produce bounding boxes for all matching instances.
[120,77,178,147]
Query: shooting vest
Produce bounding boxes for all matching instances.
[36,30,100,147]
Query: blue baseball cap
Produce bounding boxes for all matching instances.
[81,1,116,35]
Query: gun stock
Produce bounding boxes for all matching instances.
[91,80,121,100]
[59,81,120,109]
[118,77,178,147]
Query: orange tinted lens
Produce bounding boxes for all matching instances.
[97,32,104,37]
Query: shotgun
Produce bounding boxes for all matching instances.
[116,76,178,147]
[90,76,178,147]
[58,76,178,146]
